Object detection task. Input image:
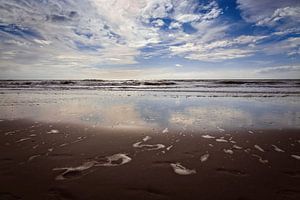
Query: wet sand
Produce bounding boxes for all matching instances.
[0,119,299,200]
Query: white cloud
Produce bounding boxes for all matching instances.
[262,37,300,56]
[257,7,300,27]
[169,35,265,62]
[151,19,165,27]
[0,0,224,71]
[175,14,201,23]
[175,64,183,67]
[255,65,300,74]
[237,0,300,31]
[169,22,181,29]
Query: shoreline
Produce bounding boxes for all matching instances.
[1,119,299,200]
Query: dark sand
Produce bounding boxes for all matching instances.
[0,119,300,200]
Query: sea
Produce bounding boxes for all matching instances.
[0,79,299,97]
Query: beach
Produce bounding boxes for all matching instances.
[0,80,300,200]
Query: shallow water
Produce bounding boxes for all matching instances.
[0,87,299,132]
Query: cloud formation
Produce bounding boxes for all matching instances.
[0,0,299,79]
[255,65,300,74]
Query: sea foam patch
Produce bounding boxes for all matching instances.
[133,142,165,150]
[217,126,225,132]
[48,129,59,134]
[170,163,196,175]
[133,136,165,150]
[233,145,243,150]
[254,145,265,152]
[271,145,285,152]
[291,155,300,160]
[4,131,16,136]
[53,161,97,180]
[201,135,215,139]
[28,154,41,162]
[16,138,31,143]
[162,128,169,133]
[200,153,209,162]
[54,153,132,180]
[95,153,132,167]
[71,136,87,144]
[142,136,151,142]
[252,154,269,164]
[166,145,173,151]
[216,138,228,143]
[224,149,234,154]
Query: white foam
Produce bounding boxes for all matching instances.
[271,145,285,152]
[208,144,214,147]
[170,163,196,175]
[132,141,142,148]
[133,142,165,150]
[166,145,173,151]
[29,134,37,137]
[48,129,59,134]
[233,145,243,150]
[217,126,225,132]
[216,138,228,143]
[28,154,41,162]
[244,148,251,153]
[254,145,265,152]
[16,138,31,143]
[248,131,254,134]
[54,153,132,180]
[224,149,234,154]
[162,128,169,133]
[4,131,15,136]
[252,154,268,164]
[95,153,132,167]
[71,136,87,144]
[201,135,215,139]
[142,136,151,142]
[200,154,209,162]
[291,155,300,160]
[32,144,39,149]
[53,161,97,180]
[133,137,165,150]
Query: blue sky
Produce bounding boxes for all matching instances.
[0,0,299,79]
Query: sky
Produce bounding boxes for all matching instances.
[0,0,299,79]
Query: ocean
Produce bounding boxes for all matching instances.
[1,79,299,97]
